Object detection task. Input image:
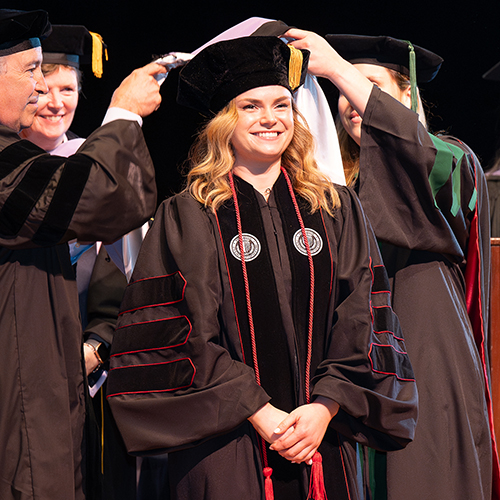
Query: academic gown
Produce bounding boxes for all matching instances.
[107,173,418,500]
[0,120,156,500]
[84,247,138,500]
[357,86,496,500]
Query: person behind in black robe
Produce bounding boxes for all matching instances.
[107,35,418,500]
[18,24,137,500]
[0,9,166,500]
[84,247,136,500]
[286,28,498,500]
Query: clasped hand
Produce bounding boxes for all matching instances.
[249,397,339,465]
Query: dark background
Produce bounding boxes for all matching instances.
[18,0,500,201]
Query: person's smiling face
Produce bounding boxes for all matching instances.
[231,85,294,170]
[21,65,79,151]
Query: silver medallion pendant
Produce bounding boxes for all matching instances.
[293,228,323,256]
[230,233,261,262]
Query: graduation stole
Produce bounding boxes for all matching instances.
[213,169,333,500]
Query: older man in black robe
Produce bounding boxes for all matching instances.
[0,9,164,500]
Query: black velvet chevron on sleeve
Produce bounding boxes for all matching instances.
[32,154,94,245]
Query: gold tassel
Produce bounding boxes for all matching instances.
[287,45,303,91]
[89,31,107,78]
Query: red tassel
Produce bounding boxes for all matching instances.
[263,466,274,500]
[307,452,328,500]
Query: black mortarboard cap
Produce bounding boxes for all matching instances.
[0,9,51,56]
[483,61,500,81]
[177,36,309,115]
[325,34,443,83]
[42,24,107,77]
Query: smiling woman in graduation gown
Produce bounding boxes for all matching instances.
[107,36,418,500]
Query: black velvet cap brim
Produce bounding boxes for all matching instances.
[326,34,443,83]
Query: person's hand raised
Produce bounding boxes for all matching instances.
[285,28,340,79]
[109,62,165,117]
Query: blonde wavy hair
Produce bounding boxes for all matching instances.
[187,98,340,215]
[338,69,428,186]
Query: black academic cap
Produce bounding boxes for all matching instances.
[0,9,51,56]
[483,61,500,81]
[42,25,107,77]
[325,34,443,83]
[177,36,309,115]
